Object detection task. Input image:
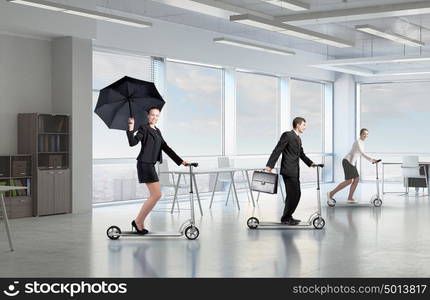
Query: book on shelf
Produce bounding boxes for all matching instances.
[44,135,49,152]
[9,180,17,197]
[0,181,7,196]
[14,180,26,196]
[38,117,44,133]
[56,135,61,152]
[27,178,31,196]
[49,135,56,152]
[57,118,65,133]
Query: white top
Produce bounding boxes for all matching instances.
[344,139,372,165]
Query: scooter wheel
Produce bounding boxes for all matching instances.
[247,217,259,229]
[327,199,336,207]
[185,226,199,240]
[107,226,121,240]
[313,217,325,229]
[373,198,382,207]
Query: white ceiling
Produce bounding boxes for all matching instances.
[94,0,430,75]
[94,1,430,56]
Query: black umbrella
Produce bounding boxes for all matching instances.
[94,76,165,130]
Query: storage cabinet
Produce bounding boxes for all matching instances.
[0,155,33,219]
[38,169,70,216]
[18,113,71,216]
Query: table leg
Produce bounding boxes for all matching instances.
[225,182,232,205]
[171,173,181,214]
[279,175,285,201]
[0,194,14,251]
[230,172,240,210]
[382,163,385,195]
[209,172,219,209]
[192,174,203,216]
[241,171,251,203]
[244,170,255,207]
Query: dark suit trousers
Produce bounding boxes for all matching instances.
[281,175,301,221]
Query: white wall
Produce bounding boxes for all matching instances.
[0,34,52,154]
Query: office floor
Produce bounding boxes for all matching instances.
[1,183,429,277]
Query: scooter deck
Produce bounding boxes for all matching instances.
[118,231,183,237]
[328,202,374,207]
[257,221,315,229]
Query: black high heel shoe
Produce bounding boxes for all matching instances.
[131,220,148,235]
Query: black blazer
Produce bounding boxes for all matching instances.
[266,130,313,178]
[126,124,183,166]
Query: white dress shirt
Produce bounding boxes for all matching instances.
[344,139,372,165]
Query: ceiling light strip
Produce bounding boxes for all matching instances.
[261,0,310,11]
[213,37,295,56]
[230,14,354,48]
[7,0,152,28]
[356,25,424,47]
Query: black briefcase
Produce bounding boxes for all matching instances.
[251,171,278,194]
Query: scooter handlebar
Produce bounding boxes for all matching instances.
[185,162,199,167]
[372,159,382,164]
[315,164,324,168]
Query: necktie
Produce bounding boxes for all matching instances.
[296,135,301,146]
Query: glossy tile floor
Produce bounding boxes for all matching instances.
[1,183,429,277]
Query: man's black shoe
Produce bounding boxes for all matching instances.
[291,217,301,223]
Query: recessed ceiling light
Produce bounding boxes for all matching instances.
[7,0,152,28]
[261,0,310,11]
[230,14,354,48]
[213,37,295,56]
[356,24,424,47]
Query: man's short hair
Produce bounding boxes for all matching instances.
[360,128,368,135]
[292,117,306,129]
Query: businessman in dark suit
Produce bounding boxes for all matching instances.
[265,117,316,225]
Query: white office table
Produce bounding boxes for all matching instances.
[161,167,259,211]
[0,186,27,251]
[382,162,430,194]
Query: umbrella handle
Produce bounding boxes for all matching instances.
[128,98,133,118]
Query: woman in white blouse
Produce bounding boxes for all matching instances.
[328,128,377,203]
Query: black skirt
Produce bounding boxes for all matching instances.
[342,159,359,180]
[137,161,159,183]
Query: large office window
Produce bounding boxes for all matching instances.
[93,50,152,203]
[360,82,430,153]
[290,79,324,153]
[93,51,152,159]
[290,79,326,182]
[164,60,223,156]
[359,81,430,180]
[236,72,278,155]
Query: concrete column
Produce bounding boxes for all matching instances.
[333,73,356,182]
[52,36,93,214]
